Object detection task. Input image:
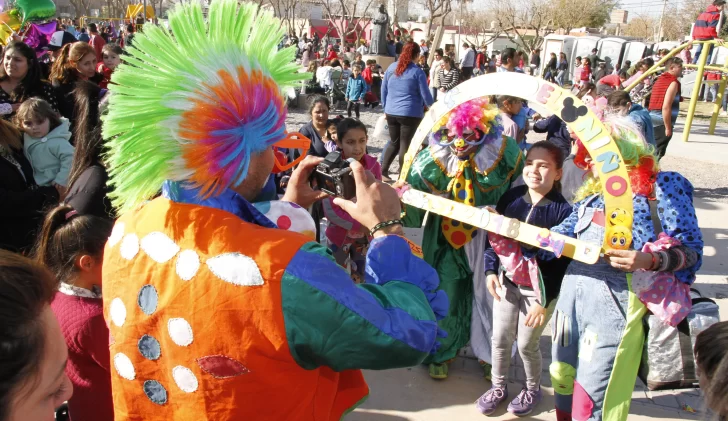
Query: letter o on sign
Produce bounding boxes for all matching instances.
[605,175,628,197]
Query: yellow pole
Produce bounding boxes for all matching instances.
[682,40,713,142]
[708,55,728,135]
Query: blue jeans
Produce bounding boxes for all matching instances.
[555,70,566,87]
[551,201,644,421]
[692,43,715,64]
[431,87,438,102]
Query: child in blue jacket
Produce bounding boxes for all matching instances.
[345,64,368,119]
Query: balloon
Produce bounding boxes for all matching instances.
[0,11,22,46]
[15,0,56,23]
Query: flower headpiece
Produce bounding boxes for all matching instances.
[430,98,503,147]
[103,0,307,213]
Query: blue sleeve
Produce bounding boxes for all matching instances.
[523,106,537,118]
[345,78,352,99]
[358,80,366,101]
[51,139,75,186]
[280,236,449,371]
[533,116,552,133]
[654,172,704,284]
[417,69,434,107]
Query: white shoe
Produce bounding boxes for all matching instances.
[720,111,728,117]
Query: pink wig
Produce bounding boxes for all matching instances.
[445,98,492,137]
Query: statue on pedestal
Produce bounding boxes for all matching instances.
[369,4,389,56]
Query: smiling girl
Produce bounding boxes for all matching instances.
[322,118,382,283]
[477,141,573,417]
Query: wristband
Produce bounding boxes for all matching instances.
[370,219,403,236]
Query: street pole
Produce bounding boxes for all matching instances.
[656,0,667,42]
[458,1,462,60]
[143,0,148,21]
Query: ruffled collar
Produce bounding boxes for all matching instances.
[429,134,507,177]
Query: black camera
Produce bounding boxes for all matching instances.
[313,151,356,200]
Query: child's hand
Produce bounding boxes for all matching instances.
[486,274,502,302]
[524,303,547,328]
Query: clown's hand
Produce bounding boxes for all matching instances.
[282,156,328,208]
[604,249,653,272]
[333,160,403,236]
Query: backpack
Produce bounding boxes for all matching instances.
[638,199,719,390]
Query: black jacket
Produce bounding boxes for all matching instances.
[484,185,573,306]
[65,164,115,220]
[0,148,59,253]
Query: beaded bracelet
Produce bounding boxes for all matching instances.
[370,219,403,237]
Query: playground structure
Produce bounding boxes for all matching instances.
[623,39,728,142]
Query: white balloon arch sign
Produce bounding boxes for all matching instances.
[397,72,634,265]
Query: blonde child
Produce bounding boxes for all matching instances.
[477,142,572,416]
[322,118,382,283]
[16,98,74,192]
[97,43,123,89]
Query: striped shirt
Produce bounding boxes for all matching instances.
[438,67,460,91]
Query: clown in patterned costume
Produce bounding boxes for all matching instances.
[403,98,524,379]
[100,1,448,419]
[545,119,703,421]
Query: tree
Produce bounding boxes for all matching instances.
[623,14,654,40]
[319,0,379,44]
[488,0,554,53]
[460,9,502,47]
[416,0,454,40]
[69,0,93,17]
[549,0,617,34]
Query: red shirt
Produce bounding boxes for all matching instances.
[51,292,113,421]
[648,72,680,112]
[580,65,591,82]
[598,74,622,87]
[96,63,113,89]
[89,33,106,63]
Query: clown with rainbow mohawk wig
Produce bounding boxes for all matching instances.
[403,97,524,379]
[101,1,448,419]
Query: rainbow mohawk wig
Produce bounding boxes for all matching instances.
[103,0,306,213]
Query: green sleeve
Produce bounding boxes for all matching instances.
[280,239,443,372]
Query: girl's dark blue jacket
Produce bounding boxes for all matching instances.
[484,184,573,306]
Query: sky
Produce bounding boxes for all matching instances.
[615,0,684,20]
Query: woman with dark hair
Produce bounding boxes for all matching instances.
[0,41,59,119]
[380,41,433,181]
[0,251,74,421]
[65,81,114,219]
[298,95,332,158]
[0,119,60,253]
[50,42,103,123]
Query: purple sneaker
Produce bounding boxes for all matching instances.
[507,387,542,417]
[475,385,508,416]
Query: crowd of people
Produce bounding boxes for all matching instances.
[0,1,726,421]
